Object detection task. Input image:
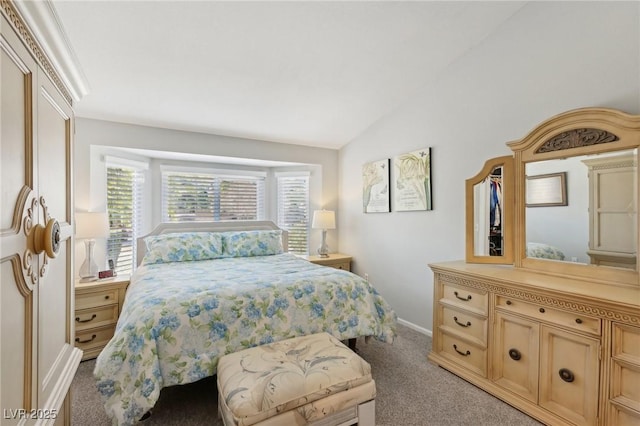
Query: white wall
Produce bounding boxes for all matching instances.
[338,2,640,334]
[74,118,339,275]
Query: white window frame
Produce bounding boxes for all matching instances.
[276,171,310,254]
[105,156,147,275]
[161,166,266,222]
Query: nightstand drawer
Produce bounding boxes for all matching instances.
[76,288,119,310]
[75,304,119,331]
[332,261,350,271]
[75,325,116,351]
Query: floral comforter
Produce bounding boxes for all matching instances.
[94,253,397,425]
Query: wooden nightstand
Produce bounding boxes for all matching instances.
[302,253,352,271]
[74,275,130,361]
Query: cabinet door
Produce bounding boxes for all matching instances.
[1,12,42,414]
[1,10,81,420]
[539,326,600,426]
[492,311,539,403]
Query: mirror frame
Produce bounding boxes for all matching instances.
[507,107,640,287]
[465,156,514,264]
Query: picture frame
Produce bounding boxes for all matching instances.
[363,159,391,213]
[526,172,567,207]
[393,148,432,211]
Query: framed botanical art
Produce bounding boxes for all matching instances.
[362,159,390,213]
[393,148,432,211]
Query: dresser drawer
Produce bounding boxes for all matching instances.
[608,402,640,426]
[611,360,640,411]
[613,323,640,364]
[75,304,119,332]
[76,288,119,310]
[496,296,601,336]
[440,304,487,346]
[441,282,488,315]
[438,330,487,377]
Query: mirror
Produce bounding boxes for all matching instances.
[525,148,637,269]
[466,156,514,264]
[507,107,640,287]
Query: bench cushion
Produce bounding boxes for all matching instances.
[217,333,375,426]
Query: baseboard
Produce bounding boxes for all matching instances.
[397,317,432,337]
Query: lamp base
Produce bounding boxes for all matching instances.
[317,229,330,258]
[79,239,99,281]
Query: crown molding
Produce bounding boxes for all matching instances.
[9,0,89,103]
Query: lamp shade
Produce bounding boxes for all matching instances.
[312,210,336,230]
[75,212,110,239]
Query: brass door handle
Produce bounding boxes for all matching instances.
[32,218,60,259]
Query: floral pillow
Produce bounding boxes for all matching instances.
[526,242,566,261]
[222,230,283,257]
[142,232,224,265]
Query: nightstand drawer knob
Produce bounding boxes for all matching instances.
[75,334,97,344]
[76,314,97,323]
[104,295,110,300]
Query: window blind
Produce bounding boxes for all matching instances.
[162,170,265,222]
[106,164,144,275]
[277,175,309,254]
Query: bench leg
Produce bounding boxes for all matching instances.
[348,338,357,351]
[357,400,375,425]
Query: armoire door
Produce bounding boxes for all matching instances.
[1,10,81,424]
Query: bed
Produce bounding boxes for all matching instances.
[93,221,397,425]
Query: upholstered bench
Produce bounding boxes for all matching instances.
[216,332,376,426]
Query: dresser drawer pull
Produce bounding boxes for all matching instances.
[453,344,471,356]
[506,300,512,305]
[539,308,545,313]
[75,314,97,323]
[453,316,471,328]
[575,318,583,324]
[75,334,97,344]
[453,291,472,301]
[508,348,522,361]
[105,295,110,300]
[559,368,575,383]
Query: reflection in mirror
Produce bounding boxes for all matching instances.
[525,148,637,270]
[473,166,503,256]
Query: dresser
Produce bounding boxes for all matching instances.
[430,108,640,426]
[75,276,130,361]
[302,253,352,271]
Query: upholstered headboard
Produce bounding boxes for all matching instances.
[136,220,289,266]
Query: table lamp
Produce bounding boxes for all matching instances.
[312,209,335,258]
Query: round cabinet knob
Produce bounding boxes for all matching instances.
[32,219,60,259]
[508,348,522,361]
[559,368,575,383]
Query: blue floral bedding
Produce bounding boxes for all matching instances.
[94,253,397,425]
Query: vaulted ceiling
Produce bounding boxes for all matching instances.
[53,1,526,149]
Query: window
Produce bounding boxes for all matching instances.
[162,168,265,222]
[276,173,310,254]
[106,158,146,275]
